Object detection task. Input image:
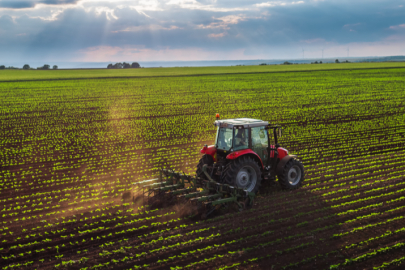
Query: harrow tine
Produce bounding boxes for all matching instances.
[190,193,222,203]
[169,187,196,196]
[153,183,184,191]
[132,178,160,187]
[141,181,170,189]
[178,189,209,199]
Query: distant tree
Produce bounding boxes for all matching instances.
[123,62,131,68]
[23,64,30,70]
[37,64,50,70]
[335,59,340,63]
[259,63,267,65]
[131,62,140,68]
[107,63,113,69]
[283,61,292,65]
[0,65,5,69]
[320,61,323,64]
[113,62,123,69]
[53,65,58,70]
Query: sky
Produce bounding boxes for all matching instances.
[0,0,404,63]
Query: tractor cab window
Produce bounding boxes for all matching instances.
[234,128,249,151]
[215,127,233,150]
[251,126,268,147]
[251,126,269,164]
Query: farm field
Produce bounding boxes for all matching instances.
[1,62,405,82]
[1,63,405,269]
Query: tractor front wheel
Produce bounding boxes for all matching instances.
[278,158,304,190]
[222,156,262,193]
[196,154,214,180]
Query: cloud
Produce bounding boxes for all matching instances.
[389,24,405,30]
[208,32,226,38]
[256,1,304,7]
[0,0,79,9]
[166,0,250,12]
[196,14,247,30]
[112,24,180,33]
[0,14,14,28]
[93,6,118,20]
[127,0,163,12]
[28,9,65,21]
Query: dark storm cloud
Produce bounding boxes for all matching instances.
[0,0,79,9]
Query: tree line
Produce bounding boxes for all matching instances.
[0,64,58,70]
[107,62,140,69]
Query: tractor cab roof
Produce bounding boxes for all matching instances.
[214,118,268,129]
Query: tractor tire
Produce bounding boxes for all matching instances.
[196,154,214,180]
[278,158,304,190]
[222,156,262,193]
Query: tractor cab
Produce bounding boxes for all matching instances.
[198,115,303,193]
[214,118,272,165]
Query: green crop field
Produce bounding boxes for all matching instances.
[1,63,405,269]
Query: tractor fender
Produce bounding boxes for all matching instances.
[276,155,298,175]
[226,149,264,169]
[200,145,217,161]
[277,147,289,160]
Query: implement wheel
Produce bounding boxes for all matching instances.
[196,154,214,180]
[278,158,304,190]
[222,156,262,193]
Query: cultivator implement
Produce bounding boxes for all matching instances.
[132,168,255,218]
[131,116,305,218]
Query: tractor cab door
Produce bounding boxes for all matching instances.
[233,128,249,151]
[251,126,269,166]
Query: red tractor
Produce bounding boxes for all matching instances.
[197,116,304,193]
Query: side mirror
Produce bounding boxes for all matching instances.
[278,127,282,138]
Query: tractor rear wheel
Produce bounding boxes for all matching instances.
[222,156,262,193]
[278,158,304,190]
[196,154,214,180]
